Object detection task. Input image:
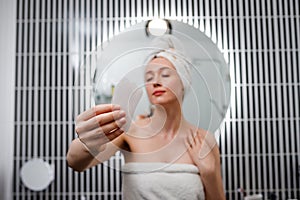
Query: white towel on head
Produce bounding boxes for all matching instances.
[145,35,192,97]
[122,162,205,200]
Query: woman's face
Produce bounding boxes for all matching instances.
[144,57,184,105]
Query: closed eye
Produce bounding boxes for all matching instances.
[161,68,172,78]
[146,77,153,82]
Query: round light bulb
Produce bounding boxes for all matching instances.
[148,19,168,36]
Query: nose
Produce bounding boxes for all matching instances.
[153,82,161,87]
[151,74,162,87]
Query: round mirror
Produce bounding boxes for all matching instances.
[20,159,54,191]
[90,20,230,134]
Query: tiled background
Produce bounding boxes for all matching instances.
[13,0,299,199]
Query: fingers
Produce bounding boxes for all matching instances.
[76,108,126,134]
[95,110,125,125]
[185,130,196,150]
[76,104,121,122]
[184,129,217,161]
[100,117,126,134]
[185,130,203,150]
[184,138,191,149]
[79,116,126,139]
[188,131,196,147]
[75,104,126,157]
[106,128,124,141]
[199,133,217,159]
[87,110,125,131]
[79,119,126,150]
[194,132,201,145]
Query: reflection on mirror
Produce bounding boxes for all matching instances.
[145,19,172,36]
[70,20,230,199]
[20,159,54,191]
[91,20,231,134]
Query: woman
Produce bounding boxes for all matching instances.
[67,35,225,199]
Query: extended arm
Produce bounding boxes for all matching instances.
[67,104,126,172]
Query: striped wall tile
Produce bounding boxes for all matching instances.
[14,0,300,199]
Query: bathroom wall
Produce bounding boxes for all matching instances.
[13,0,299,199]
[0,0,16,200]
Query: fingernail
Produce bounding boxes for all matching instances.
[118,117,126,124]
[113,104,121,110]
[119,110,126,118]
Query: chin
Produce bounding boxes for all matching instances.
[150,97,178,106]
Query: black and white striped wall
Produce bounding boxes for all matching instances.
[12,0,300,199]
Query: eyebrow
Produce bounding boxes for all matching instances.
[145,67,172,75]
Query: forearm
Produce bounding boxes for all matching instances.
[201,171,225,200]
[66,138,100,172]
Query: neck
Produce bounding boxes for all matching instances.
[151,100,184,137]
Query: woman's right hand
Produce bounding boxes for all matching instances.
[75,104,126,156]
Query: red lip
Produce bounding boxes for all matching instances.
[152,90,166,96]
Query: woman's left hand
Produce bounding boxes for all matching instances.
[185,129,218,176]
[185,129,226,200]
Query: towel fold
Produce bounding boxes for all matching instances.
[122,162,205,200]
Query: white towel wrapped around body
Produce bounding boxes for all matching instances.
[122,162,205,200]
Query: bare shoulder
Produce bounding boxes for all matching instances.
[187,123,212,138]
[197,128,220,157]
[197,127,211,138]
[187,123,219,152]
[121,116,151,142]
[108,118,150,150]
[200,128,217,145]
